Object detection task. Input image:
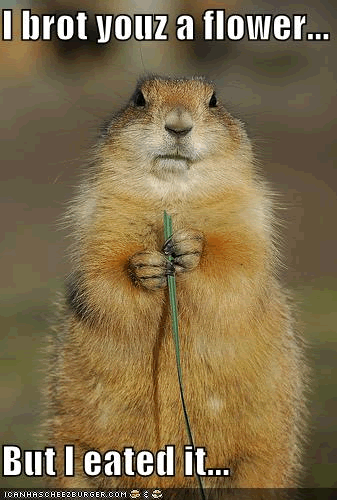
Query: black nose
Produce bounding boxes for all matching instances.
[165,125,192,137]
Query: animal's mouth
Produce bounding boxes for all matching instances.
[152,154,191,175]
[157,154,190,161]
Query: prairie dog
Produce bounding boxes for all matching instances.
[46,76,307,490]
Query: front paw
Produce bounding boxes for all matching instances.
[128,250,173,291]
[163,229,204,273]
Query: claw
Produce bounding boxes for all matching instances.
[163,237,174,256]
[166,260,175,276]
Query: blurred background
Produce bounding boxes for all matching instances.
[0,0,336,489]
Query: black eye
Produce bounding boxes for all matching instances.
[209,92,217,108]
[134,90,146,107]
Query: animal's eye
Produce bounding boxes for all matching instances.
[209,92,217,108]
[134,90,146,107]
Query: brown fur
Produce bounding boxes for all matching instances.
[45,76,307,490]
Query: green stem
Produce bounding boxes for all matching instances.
[163,211,206,500]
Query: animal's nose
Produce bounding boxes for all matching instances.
[165,125,192,137]
[165,108,193,138]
